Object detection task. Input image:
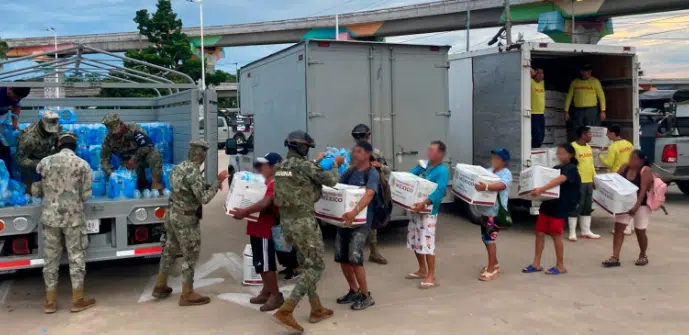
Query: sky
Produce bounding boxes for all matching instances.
[1,0,689,78]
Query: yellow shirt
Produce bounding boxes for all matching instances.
[572,141,596,183]
[599,139,633,173]
[564,77,606,112]
[531,79,545,115]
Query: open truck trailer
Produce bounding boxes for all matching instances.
[0,45,218,272]
[448,42,639,222]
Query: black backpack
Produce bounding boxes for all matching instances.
[342,166,393,229]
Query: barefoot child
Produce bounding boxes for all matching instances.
[474,148,512,281]
[524,143,581,275]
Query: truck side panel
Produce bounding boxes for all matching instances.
[156,90,199,165]
[202,90,219,183]
[448,57,474,167]
[472,52,523,175]
[241,45,307,157]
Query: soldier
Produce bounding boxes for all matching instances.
[351,123,390,265]
[272,130,344,333]
[16,110,61,191]
[32,132,95,314]
[151,140,228,306]
[100,113,164,191]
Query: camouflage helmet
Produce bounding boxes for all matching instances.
[58,131,78,145]
[190,140,210,151]
[351,123,371,138]
[40,110,60,134]
[102,113,122,131]
[188,139,209,162]
[284,130,315,148]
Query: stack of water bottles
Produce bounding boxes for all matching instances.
[0,161,33,208]
[318,147,350,175]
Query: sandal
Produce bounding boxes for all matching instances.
[545,267,568,275]
[405,272,428,280]
[479,270,499,281]
[522,265,543,273]
[418,281,439,289]
[480,264,501,274]
[602,256,621,268]
[635,255,649,266]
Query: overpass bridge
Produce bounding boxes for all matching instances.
[5,0,689,56]
[640,79,689,91]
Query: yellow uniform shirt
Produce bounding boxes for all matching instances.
[599,139,633,173]
[572,141,596,183]
[531,79,545,115]
[564,77,606,112]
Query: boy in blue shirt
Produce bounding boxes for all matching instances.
[474,148,512,281]
[405,141,449,290]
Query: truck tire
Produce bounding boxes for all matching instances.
[462,201,483,225]
[676,180,689,196]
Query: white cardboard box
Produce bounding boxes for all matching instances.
[451,164,501,206]
[315,184,367,228]
[544,109,566,126]
[593,173,639,216]
[519,165,561,200]
[530,147,559,168]
[389,172,437,213]
[592,148,608,171]
[543,127,568,145]
[225,173,267,222]
[589,126,611,149]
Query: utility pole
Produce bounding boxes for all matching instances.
[504,0,513,45]
[465,2,471,51]
[571,0,577,43]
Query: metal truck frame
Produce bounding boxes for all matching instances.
[0,45,218,272]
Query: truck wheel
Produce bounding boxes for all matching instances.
[676,180,689,196]
[462,201,483,225]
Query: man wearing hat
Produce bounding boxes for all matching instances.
[232,152,285,312]
[16,110,62,191]
[564,64,607,138]
[100,112,164,191]
[0,86,31,177]
[151,140,229,307]
[32,132,96,314]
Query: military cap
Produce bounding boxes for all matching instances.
[102,113,121,130]
[40,110,60,134]
[190,140,210,151]
[58,132,78,142]
[285,130,316,148]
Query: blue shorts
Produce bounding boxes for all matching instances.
[480,217,499,245]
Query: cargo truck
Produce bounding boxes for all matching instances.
[230,40,454,223]
[447,42,640,223]
[0,45,219,272]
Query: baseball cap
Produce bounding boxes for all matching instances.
[491,148,511,162]
[255,152,283,166]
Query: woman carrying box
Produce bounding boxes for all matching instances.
[602,150,653,268]
[524,143,581,275]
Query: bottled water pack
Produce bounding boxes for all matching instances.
[318,147,350,172]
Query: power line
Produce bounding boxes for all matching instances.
[397,31,453,43]
[308,0,365,17]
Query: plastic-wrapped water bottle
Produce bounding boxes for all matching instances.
[0,161,10,195]
[89,145,102,170]
[142,189,152,199]
[76,124,89,146]
[318,153,335,171]
[59,108,77,124]
[92,124,107,146]
[91,169,106,197]
[162,164,174,190]
[123,169,137,199]
[76,145,90,165]
[162,189,171,198]
[134,190,142,199]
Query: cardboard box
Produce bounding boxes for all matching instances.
[451,164,501,206]
[544,109,566,126]
[225,173,267,222]
[593,173,639,216]
[589,126,611,149]
[315,184,367,227]
[389,172,437,213]
[543,127,568,145]
[519,165,561,200]
[592,148,608,171]
[545,90,566,101]
[530,147,559,168]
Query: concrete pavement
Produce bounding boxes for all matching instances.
[2,152,689,334]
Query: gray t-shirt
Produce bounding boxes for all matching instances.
[340,167,380,228]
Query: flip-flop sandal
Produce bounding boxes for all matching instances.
[545,267,568,275]
[602,256,621,268]
[405,273,428,280]
[480,264,501,274]
[418,281,439,289]
[522,265,544,273]
[479,270,499,281]
[635,256,649,266]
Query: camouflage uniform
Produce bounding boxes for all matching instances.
[16,111,61,190]
[273,151,339,302]
[154,140,219,306]
[368,148,390,253]
[32,133,92,298]
[100,113,163,189]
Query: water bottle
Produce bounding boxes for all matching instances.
[76,145,90,166]
[162,164,174,190]
[92,169,106,197]
[89,145,102,170]
[162,189,171,198]
[123,170,137,199]
[143,189,152,199]
[318,154,335,171]
[59,108,77,124]
[134,190,142,199]
[76,124,89,145]
[0,161,10,195]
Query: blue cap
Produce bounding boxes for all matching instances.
[255,152,283,166]
[491,148,511,162]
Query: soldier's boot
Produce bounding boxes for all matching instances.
[44,289,57,314]
[152,273,173,299]
[71,288,96,313]
[151,171,164,192]
[272,299,304,333]
[308,296,334,324]
[179,283,210,307]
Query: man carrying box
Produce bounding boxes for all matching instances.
[334,141,380,311]
[571,126,601,241]
[599,124,635,236]
[232,152,284,312]
[405,141,450,290]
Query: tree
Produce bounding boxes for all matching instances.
[0,38,8,60]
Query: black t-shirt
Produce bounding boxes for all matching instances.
[539,163,581,219]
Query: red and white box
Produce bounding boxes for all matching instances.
[225,173,267,222]
[519,165,561,200]
[589,126,611,149]
[315,184,367,227]
[389,172,437,214]
[593,173,638,216]
[451,164,501,206]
